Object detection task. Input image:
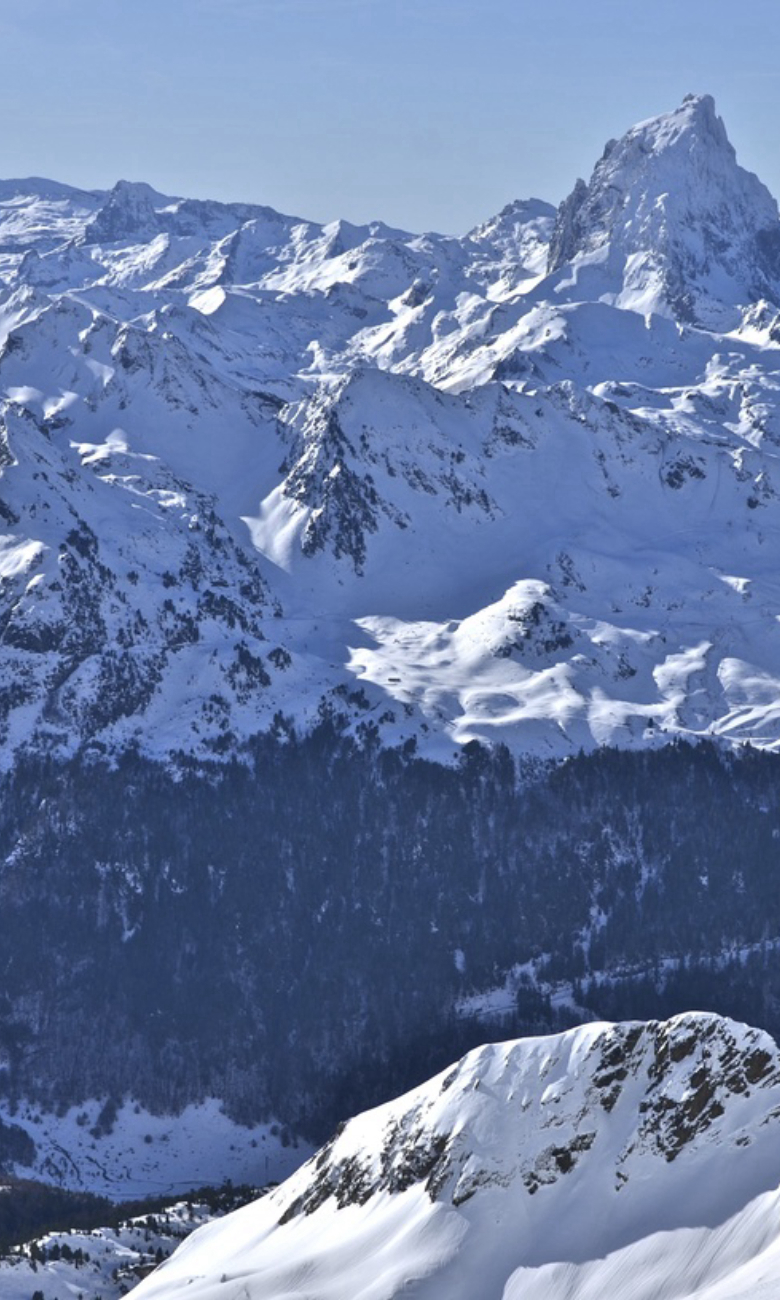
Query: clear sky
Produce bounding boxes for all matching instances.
[2,0,780,234]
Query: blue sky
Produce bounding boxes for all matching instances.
[2,0,779,232]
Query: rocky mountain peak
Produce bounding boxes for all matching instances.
[84,179,166,245]
[641,92,728,150]
[547,95,780,326]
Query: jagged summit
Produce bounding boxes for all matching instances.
[631,92,731,153]
[83,178,174,245]
[134,1013,780,1300]
[547,94,780,326]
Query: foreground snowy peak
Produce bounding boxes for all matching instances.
[134,1014,780,1300]
[548,94,780,326]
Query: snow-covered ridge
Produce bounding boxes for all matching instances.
[4,96,780,762]
[132,1013,780,1300]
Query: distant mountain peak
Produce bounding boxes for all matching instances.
[644,91,726,145]
[619,93,739,176]
[83,178,171,245]
[547,94,780,326]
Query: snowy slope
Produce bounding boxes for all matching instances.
[0,1187,272,1300]
[131,1013,780,1300]
[4,97,780,761]
[0,1096,310,1200]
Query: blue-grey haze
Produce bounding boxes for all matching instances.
[2,0,779,232]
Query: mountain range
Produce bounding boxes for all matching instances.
[4,95,780,1217]
[4,94,780,764]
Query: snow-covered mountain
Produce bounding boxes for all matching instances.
[4,94,780,762]
[132,1013,780,1300]
[547,94,780,329]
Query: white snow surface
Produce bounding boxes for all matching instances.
[132,1013,780,1300]
[5,98,780,761]
[0,1190,273,1300]
[0,1096,311,1199]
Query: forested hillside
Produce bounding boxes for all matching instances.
[2,731,778,1144]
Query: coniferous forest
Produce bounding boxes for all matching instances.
[1,726,779,1143]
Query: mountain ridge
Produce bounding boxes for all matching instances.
[131,1012,780,1300]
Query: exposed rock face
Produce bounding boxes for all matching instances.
[85,180,165,245]
[547,95,780,326]
[274,1014,780,1220]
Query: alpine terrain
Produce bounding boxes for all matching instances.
[3,95,780,1199]
[133,1013,780,1300]
[3,93,780,763]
